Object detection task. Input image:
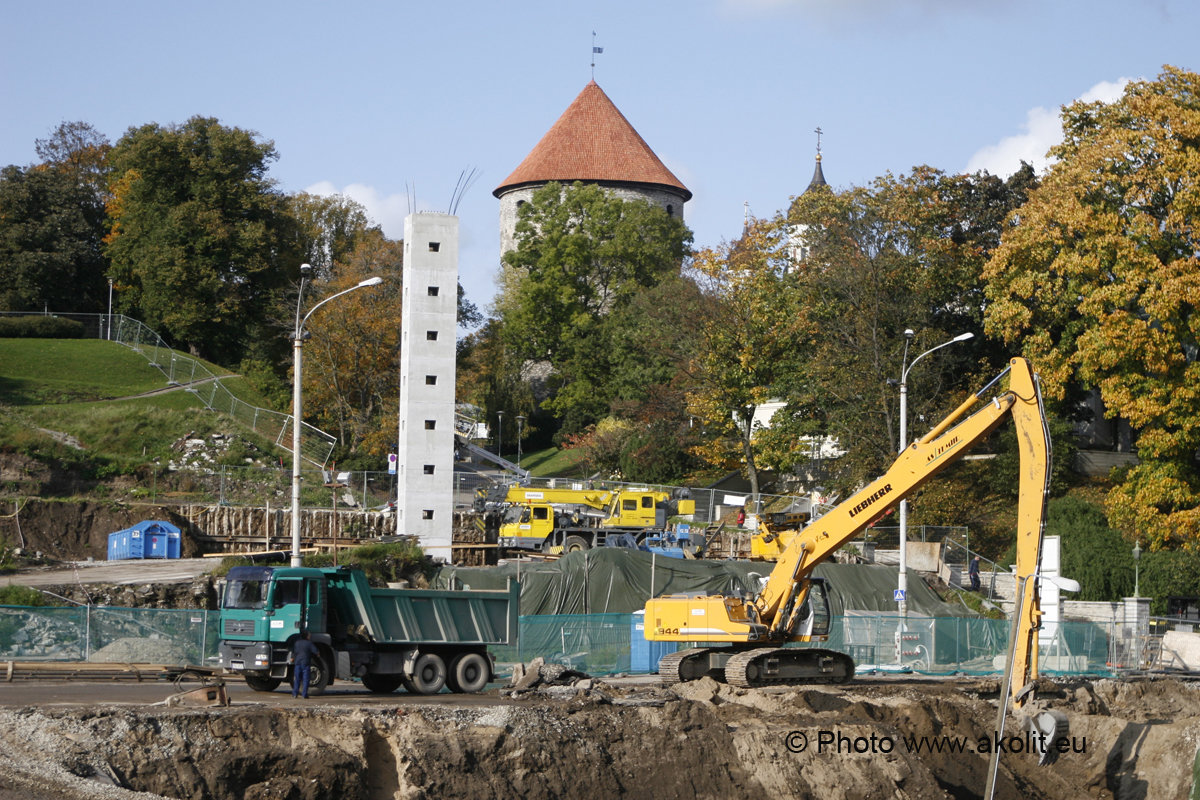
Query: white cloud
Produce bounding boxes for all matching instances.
[965,77,1133,178]
[304,181,410,240]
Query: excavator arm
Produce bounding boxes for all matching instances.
[647,358,1051,701]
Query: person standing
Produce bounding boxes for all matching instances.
[291,629,319,698]
[969,555,982,592]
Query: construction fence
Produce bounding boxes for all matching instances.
[0,604,1174,680]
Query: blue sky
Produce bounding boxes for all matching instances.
[3,0,1196,317]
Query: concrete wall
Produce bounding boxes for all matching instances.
[397,213,458,561]
[497,182,688,256]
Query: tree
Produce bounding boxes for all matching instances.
[34,121,110,198]
[105,116,292,363]
[684,218,805,507]
[779,167,1034,491]
[498,181,692,434]
[0,122,111,313]
[984,66,1200,549]
[301,232,403,456]
[285,192,375,280]
[0,164,108,312]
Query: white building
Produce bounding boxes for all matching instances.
[396,213,458,561]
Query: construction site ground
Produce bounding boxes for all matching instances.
[0,670,1197,800]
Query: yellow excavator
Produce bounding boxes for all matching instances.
[646,358,1051,705]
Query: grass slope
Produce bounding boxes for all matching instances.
[0,338,279,470]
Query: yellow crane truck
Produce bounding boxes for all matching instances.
[646,357,1051,706]
[475,485,695,554]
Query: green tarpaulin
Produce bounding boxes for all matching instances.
[432,549,970,617]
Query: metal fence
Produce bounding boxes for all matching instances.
[1,604,1165,679]
[0,311,335,467]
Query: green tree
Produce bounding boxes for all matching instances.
[984,66,1200,549]
[779,167,1034,492]
[285,192,375,280]
[105,116,292,363]
[0,122,112,313]
[498,181,692,434]
[0,164,109,313]
[685,218,804,507]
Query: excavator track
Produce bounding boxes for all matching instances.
[657,648,716,684]
[724,647,855,688]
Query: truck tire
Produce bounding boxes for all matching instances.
[563,535,590,553]
[447,652,490,693]
[408,653,447,694]
[306,655,331,696]
[243,675,281,693]
[361,674,403,694]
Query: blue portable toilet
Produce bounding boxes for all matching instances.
[107,520,182,560]
[630,610,677,673]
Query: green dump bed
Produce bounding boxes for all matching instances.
[327,568,517,646]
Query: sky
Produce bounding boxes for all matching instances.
[3,0,1197,320]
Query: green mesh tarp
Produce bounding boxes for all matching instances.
[432,548,967,617]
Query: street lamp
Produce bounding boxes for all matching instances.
[290,267,384,567]
[1132,540,1142,598]
[516,415,526,470]
[496,411,505,463]
[897,329,974,620]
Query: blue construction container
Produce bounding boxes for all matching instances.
[630,610,677,673]
[107,520,182,560]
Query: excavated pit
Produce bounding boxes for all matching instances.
[2,676,1199,800]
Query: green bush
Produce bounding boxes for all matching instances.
[0,316,86,339]
[0,585,55,606]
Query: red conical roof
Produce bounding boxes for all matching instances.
[494,81,691,200]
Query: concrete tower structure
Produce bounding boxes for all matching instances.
[494,80,691,255]
[396,213,458,562]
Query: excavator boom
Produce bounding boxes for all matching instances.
[646,358,1051,702]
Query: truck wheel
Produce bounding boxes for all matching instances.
[361,674,403,694]
[244,675,281,693]
[408,653,447,694]
[563,535,590,553]
[448,652,491,693]
[306,656,331,696]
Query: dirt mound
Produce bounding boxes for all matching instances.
[0,676,1197,799]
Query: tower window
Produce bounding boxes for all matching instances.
[426,330,438,341]
[424,420,436,430]
[666,204,674,217]
[422,509,434,520]
[428,242,440,252]
[423,464,435,475]
[425,375,437,385]
[427,286,440,296]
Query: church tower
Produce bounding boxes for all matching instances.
[494,81,691,255]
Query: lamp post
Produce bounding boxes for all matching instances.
[106,278,114,341]
[1132,540,1142,598]
[496,411,505,464]
[897,329,974,621]
[290,267,383,567]
[516,415,526,470]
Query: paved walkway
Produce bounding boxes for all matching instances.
[0,558,215,587]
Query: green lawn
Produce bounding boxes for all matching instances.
[518,445,586,478]
[0,339,168,405]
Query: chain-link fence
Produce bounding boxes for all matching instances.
[1,603,1157,679]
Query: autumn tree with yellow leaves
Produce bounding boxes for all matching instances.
[985,66,1200,549]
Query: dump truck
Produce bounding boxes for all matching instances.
[475,485,696,554]
[218,565,518,695]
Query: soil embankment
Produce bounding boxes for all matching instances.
[0,676,1195,799]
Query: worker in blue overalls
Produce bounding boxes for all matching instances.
[291,629,319,699]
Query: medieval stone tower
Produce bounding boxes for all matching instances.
[493,80,691,255]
